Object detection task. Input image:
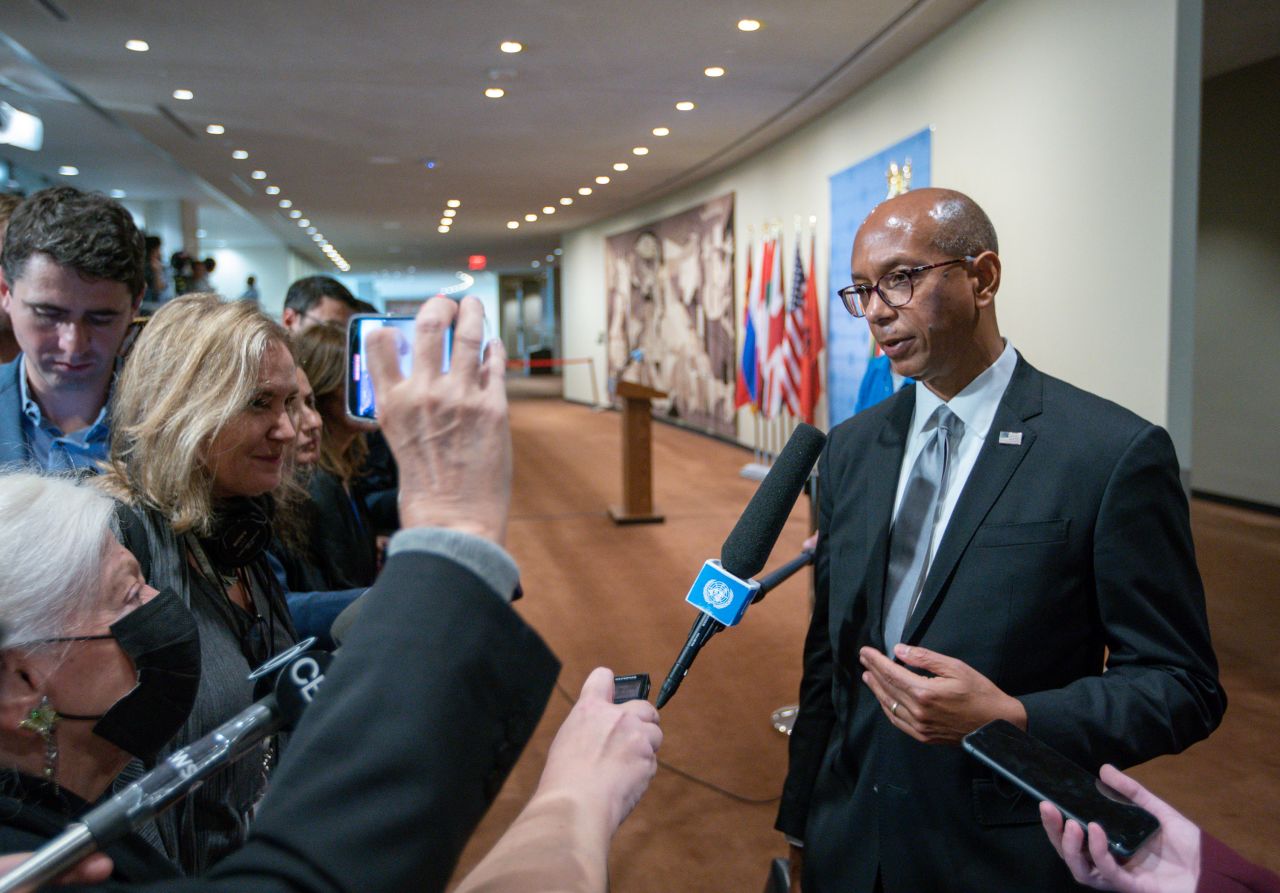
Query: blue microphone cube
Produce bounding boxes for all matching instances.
[684,560,761,627]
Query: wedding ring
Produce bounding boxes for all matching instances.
[890,701,900,717]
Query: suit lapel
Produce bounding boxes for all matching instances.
[901,357,1044,646]
[862,389,915,650]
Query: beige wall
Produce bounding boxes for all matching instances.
[562,0,1201,464]
[1192,55,1280,507]
[207,245,321,319]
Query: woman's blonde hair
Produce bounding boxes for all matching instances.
[99,294,292,535]
[293,324,366,482]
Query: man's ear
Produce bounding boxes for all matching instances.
[281,306,299,330]
[971,251,1001,309]
[0,270,13,314]
[0,653,49,736]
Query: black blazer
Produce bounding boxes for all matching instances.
[305,468,379,590]
[30,547,558,892]
[777,355,1225,893]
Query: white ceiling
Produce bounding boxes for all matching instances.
[1,0,1276,273]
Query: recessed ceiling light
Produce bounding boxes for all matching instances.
[484,87,505,99]
[704,66,725,77]
[443,209,457,217]
[507,221,520,229]
[542,206,555,214]
[531,260,541,268]
[737,18,761,31]
[265,185,281,195]
[206,124,225,135]
[232,149,249,160]
[439,217,452,226]
[251,170,266,180]
[446,199,461,208]
[195,229,207,239]
[279,199,292,208]
[652,126,670,136]
[676,101,695,112]
[595,175,610,185]
[298,218,310,227]
[110,189,127,198]
[438,226,450,234]
[559,197,573,206]
[632,146,649,156]
[172,89,194,101]
[126,39,150,52]
[546,255,554,262]
[613,162,629,171]
[554,248,563,255]
[312,234,324,241]
[58,165,79,176]
[500,40,523,53]
[289,210,302,218]
[524,213,538,222]
[307,226,317,234]
[578,186,592,195]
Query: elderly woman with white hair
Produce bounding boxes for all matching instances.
[0,472,199,883]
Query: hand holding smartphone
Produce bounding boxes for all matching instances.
[346,311,494,420]
[962,720,1160,861]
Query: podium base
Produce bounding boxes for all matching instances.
[608,505,665,525]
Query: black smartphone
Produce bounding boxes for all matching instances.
[345,314,453,421]
[612,673,651,704]
[962,720,1159,861]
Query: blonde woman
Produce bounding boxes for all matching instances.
[292,324,378,589]
[98,293,299,874]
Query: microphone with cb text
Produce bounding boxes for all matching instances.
[655,423,826,708]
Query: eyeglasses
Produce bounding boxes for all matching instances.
[837,256,973,318]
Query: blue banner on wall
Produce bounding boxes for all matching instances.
[826,128,931,428]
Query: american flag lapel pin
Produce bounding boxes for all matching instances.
[998,431,1023,446]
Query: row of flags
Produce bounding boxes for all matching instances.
[734,228,825,424]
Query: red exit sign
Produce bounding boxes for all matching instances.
[468,255,487,271]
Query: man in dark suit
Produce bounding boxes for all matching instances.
[777,189,1225,892]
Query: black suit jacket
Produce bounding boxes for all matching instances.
[777,355,1225,893]
[42,546,559,892]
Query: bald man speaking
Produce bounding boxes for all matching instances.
[776,189,1225,892]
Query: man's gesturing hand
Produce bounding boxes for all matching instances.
[859,644,1027,744]
[367,296,511,544]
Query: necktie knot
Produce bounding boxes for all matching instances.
[932,405,964,443]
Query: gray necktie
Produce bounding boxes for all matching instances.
[882,405,964,651]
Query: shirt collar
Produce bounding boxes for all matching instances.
[17,355,41,425]
[17,354,113,435]
[911,340,1017,440]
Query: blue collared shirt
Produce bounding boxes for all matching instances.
[18,356,112,473]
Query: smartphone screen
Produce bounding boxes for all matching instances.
[345,314,453,421]
[962,720,1159,860]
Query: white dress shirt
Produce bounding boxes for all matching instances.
[891,341,1018,570]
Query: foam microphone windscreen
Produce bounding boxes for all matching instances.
[720,423,827,580]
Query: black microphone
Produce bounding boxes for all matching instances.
[655,423,826,708]
[0,645,332,893]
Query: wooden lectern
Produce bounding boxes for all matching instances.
[608,380,666,525]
